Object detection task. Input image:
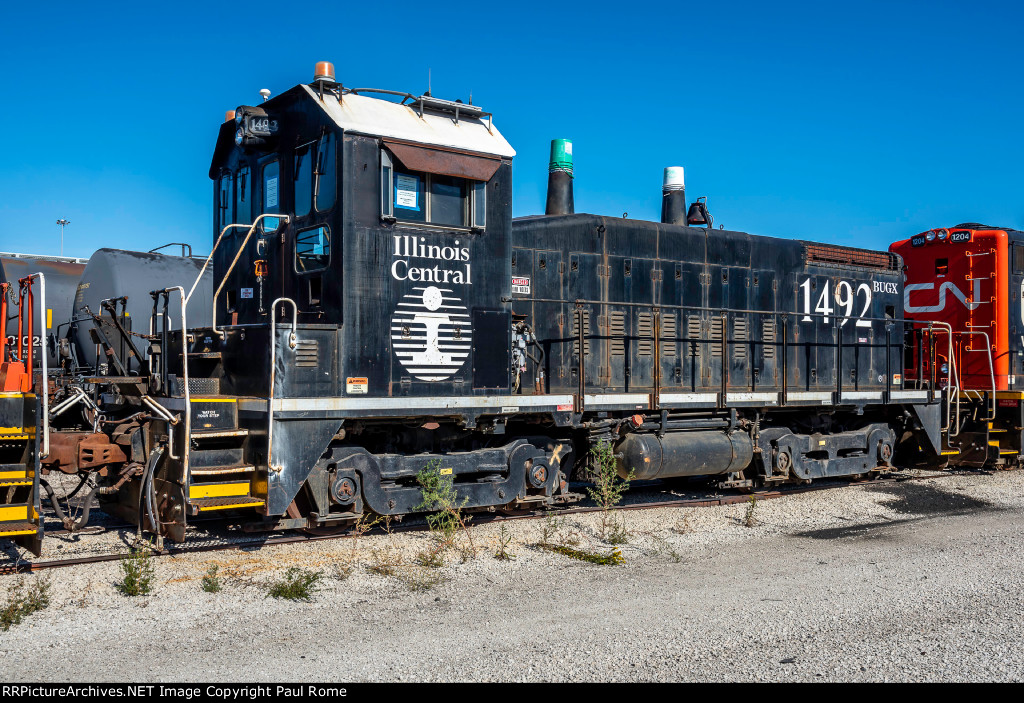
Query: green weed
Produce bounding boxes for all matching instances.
[0,578,50,631]
[266,567,324,601]
[201,565,221,593]
[116,547,155,596]
[539,543,624,565]
[588,440,634,539]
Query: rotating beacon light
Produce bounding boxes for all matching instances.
[314,61,336,83]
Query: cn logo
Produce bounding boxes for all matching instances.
[904,280,982,313]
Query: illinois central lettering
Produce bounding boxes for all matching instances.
[391,235,472,284]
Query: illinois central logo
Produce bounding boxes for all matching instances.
[391,286,472,381]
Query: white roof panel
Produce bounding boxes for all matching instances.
[302,85,515,158]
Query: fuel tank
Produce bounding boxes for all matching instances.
[615,430,753,480]
[0,255,86,368]
[72,249,213,369]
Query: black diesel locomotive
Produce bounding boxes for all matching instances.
[0,62,953,551]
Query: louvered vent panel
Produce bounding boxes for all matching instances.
[610,311,626,357]
[733,318,748,360]
[710,317,724,357]
[572,311,591,356]
[638,312,654,356]
[661,314,677,357]
[295,339,319,368]
[762,318,777,360]
[687,315,702,357]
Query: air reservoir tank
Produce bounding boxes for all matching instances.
[615,430,753,480]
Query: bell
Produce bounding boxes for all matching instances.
[686,201,708,226]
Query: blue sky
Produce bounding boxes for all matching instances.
[0,0,1020,258]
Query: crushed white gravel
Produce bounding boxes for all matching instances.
[1,470,1022,682]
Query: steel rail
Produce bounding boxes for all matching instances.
[0,471,954,575]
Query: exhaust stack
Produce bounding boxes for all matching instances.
[545,139,574,216]
[661,167,686,225]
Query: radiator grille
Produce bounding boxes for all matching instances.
[805,244,899,271]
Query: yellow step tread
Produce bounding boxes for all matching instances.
[191,496,264,512]
[0,521,39,537]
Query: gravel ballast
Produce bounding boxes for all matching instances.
[1,470,1022,682]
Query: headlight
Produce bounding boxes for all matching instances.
[926,232,936,241]
[937,229,948,240]
[941,362,949,374]
[235,128,244,146]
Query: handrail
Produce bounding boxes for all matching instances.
[210,214,290,338]
[141,395,181,461]
[956,330,997,421]
[267,297,298,474]
[156,286,190,484]
[21,274,48,458]
[536,297,951,406]
[186,222,251,304]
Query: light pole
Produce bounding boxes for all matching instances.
[56,218,70,256]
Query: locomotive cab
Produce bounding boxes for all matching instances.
[143,64,568,542]
[206,73,517,399]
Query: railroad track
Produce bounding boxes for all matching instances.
[0,469,961,574]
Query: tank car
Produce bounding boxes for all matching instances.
[68,247,214,372]
[1,253,86,368]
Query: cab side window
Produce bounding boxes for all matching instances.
[294,142,313,219]
[261,159,280,232]
[295,225,331,272]
[380,150,484,228]
[316,133,337,212]
[217,173,234,233]
[235,165,251,225]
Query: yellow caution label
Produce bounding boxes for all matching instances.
[440,468,453,475]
